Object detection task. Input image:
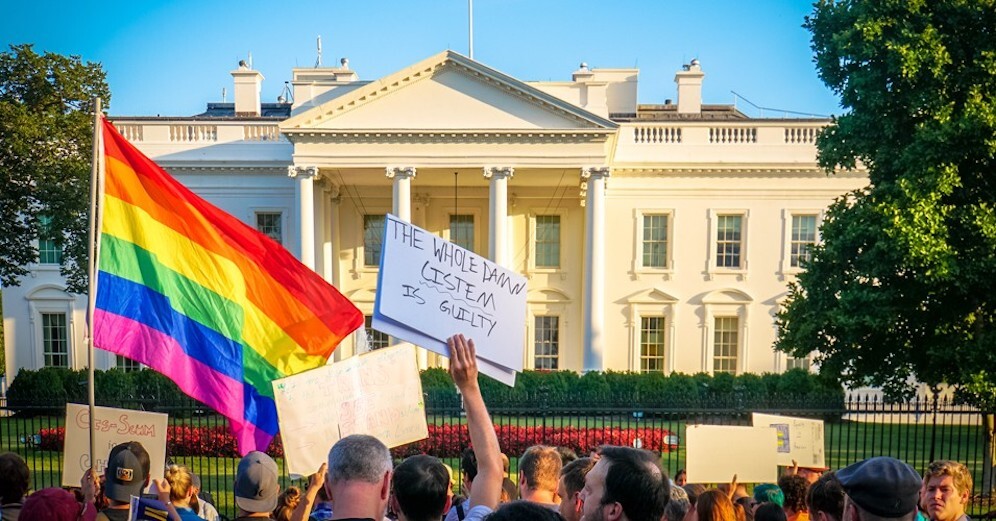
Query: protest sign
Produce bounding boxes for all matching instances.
[685,424,778,483]
[372,214,525,384]
[62,404,167,489]
[752,413,826,468]
[273,342,429,477]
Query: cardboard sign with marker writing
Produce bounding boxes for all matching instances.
[62,404,167,489]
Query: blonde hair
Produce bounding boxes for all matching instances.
[923,460,973,496]
[164,464,193,503]
[273,486,301,521]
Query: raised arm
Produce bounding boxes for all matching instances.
[448,334,502,511]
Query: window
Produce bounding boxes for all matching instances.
[642,215,669,268]
[364,316,389,350]
[255,212,283,245]
[790,215,817,268]
[116,355,142,372]
[786,356,811,371]
[640,316,666,372]
[715,215,743,268]
[38,216,63,265]
[533,316,559,370]
[713,316,739,374]
[42,313,69,367]
[363,215,385,267]
[534,216,561,268]
[449,214,474,252]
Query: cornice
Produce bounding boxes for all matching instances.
[283,129,614,144]
[609,165,868,178]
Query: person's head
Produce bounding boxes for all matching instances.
[234,450,280,514]
[697,490,736,521]
[273,486,301,521]
[685,484,708,507]
[674,469,688,487]
[836,457,921,521]
[557,447,580,466]
[0,452,30,503]
[391,455,451,521]
[558,457,595,521]
[19,488,81,521]
[778,475,809,514]
[921,460,972,521]
[487,500,567,521]
[104,441,152,504]
[753,484,785,509]
[164,464,195,505]
[807,472,844,521]
[461,447,479,494]
[326,434,393,518]
[718,484,749,502]
[501,477,518,503]
[519,445,563,500]
[798,468,828,486]
[755,503,789,521]
[664,484,692,521]
[578,446,669,521]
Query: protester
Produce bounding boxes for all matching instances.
[556,447,579,466]
[755,504,789,521]
[778,475,809,521]
[697,490,737,521]
[233,451,281,520]
[319,434,393,520]
[557,457,594,521]
[753,485,785,510]
[97,441,157,521]
[577,446,669,521]
[0,452,30,521]
[162,464,201,520]
[273,487,301,521]
[921,461,972,521]
[674,469,688,487]
[21,469,98,521]
[289,464,329,521]
[664,485,692,521]
[518,446,562,510]
[445,449,478,521]
[789,461,828,486]
[685,484,708,508]
[806,473,844,521]
[836,457,921,521]
[391,455,452,521]
[189,474,220,521]
[486,501,565,520]
[500,478,518,504]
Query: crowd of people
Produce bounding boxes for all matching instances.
[0,334,978,521]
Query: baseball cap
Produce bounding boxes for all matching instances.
[234,451,280,513]
[753,483,785,507]
[836,457,921,518]
[104,441,151,503]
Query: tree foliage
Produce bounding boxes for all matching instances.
[777,0,996,406]
[0,44,109,292]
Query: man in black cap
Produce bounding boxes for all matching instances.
[234,451,281,520]
[836,457,922,521]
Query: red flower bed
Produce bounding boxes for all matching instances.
[38,424,676,458]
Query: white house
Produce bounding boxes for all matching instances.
[1,51,867,380]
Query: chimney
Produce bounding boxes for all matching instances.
[231,60,264,117]
[674,59,704,114]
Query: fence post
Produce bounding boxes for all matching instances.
[929,386,939,463]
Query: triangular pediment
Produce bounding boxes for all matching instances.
[282,51,617,132]
[625,287,679,304]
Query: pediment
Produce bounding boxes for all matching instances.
[702,288,753,305]
[527,287,572,303]
[625,287,679,304]
[26,284,71,300]
[282,51,617,133]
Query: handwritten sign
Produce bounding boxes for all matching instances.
[373,214,525,383]
[752,413,826,468]
[272,343,429,477]
[62,404,167,489]
[685,425,778,483]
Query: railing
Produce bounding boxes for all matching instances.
[634,126,682,144]
[242,124,283,142]
[1,395,991,519]
[710,126,757,143]
[113,123,144,142]
[169,124,218,142]
[108,120,291,145]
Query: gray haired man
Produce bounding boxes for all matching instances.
[324,434,394,520]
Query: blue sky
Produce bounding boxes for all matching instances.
[2,0,840,118]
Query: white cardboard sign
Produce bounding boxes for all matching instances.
[62,404,168,489]
[751,413,826,468]
[684,424,779,484]
[373,214,525,384]
[273,343,429,477]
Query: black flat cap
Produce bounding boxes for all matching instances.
[836,457,921,518]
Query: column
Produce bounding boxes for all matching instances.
[288,165,319,269]
[484,166,514,268]
[581,166,610,372]
[386,166,416,221]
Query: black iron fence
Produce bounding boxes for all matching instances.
[1,394,992,519]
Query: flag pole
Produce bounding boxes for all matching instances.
[86,97,103,472]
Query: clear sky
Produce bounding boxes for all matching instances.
[2,0,840,118]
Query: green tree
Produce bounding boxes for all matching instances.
[777,0,996,487]
[0,44,109,293]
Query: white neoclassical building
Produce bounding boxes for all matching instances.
[2,51,867,380]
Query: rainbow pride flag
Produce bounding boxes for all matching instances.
[94,119,362,453]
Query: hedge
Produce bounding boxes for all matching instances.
[6,365,844,414]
